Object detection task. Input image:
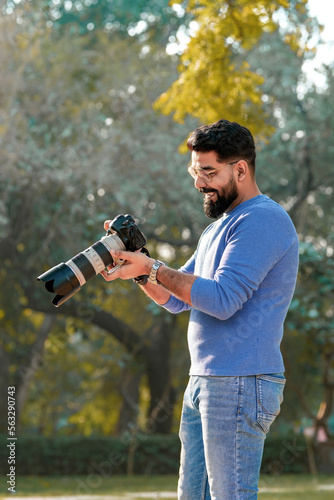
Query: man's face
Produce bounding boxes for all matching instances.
[190,151,239,219]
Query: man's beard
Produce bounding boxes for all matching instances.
[201,176,238,219]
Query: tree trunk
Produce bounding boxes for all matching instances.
[116,366,142,435]
[25,293,177,434]
[144,319,177,434]
[16,314,55,431]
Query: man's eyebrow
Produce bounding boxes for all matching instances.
[188,160,215,171]
[200,165,215,171]
[195,165,216,171]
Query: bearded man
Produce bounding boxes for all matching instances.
[101,119,299,500]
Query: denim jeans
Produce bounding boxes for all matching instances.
[177,374,285,500]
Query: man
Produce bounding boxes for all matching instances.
[101,119,299,499]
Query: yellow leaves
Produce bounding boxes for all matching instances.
[277,0,290,8]
[296,1,307,14]
[68,392,121,436]
[19,295,28,306]
[15,34,31,51]
[0,124,8,136]
[284,33,303,55]
[156,0,313,140]
[155,40,267,132]
[157,92,169,106]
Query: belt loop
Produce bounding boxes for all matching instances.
[237,376,244,415]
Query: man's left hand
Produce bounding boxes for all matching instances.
[100,249,154,282]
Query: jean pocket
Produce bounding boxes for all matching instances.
[256,374,286,433]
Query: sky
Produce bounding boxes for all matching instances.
[305,0,334,86]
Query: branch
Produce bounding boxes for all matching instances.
[25,287,145,355]
[16,315,55,419]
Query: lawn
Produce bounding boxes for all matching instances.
[1,474,334,499]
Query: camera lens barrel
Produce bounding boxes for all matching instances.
[37,214,146,307]
[65,236,124,287]
[38,233,126,307]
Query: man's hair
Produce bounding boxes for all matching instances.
[187,119,256,173]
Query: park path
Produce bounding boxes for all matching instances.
[3,494,177,499]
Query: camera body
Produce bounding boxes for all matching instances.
[37,214,146,307]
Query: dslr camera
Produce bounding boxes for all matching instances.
[37,214,147,307]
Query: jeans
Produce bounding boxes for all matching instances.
[178,374,285,500]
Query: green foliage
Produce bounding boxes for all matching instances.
[247,30,334,428]
[154,0,318,141]
[0,0,333,442]
[19,322,129,436]
[261,433,309,475]
[0,433,311,476]
[0,434,182,475]
[282,243,334,421]
[0,1,196,436]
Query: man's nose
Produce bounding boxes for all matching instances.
[194,174,207,190]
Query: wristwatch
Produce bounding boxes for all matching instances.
[148,260,165,285]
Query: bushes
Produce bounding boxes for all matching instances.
[0,434,181,476]
[261,434,309,474]
[0,433,310,476]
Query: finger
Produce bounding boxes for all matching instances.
[100,269,109,281]
[110,249,132,261]
[104,220,112,231]
[100,269,119,281]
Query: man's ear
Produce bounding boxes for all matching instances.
[236,160,247,181]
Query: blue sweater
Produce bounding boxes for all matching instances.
[163,195,299,376]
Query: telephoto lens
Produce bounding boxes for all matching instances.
[37,214,147,307]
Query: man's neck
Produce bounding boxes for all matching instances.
[227,184,262,213]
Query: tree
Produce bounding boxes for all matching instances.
[246,30,334,453]
[154,0,318,141]
[1,0,332,446]
[0,4,195,435]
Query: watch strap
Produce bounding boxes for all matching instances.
[148,260,165,285]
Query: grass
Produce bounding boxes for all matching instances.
[1,474,334,499]
[2,475,177,496]
[259,474,334,499]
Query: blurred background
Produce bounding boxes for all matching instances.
[0,0,333,483]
